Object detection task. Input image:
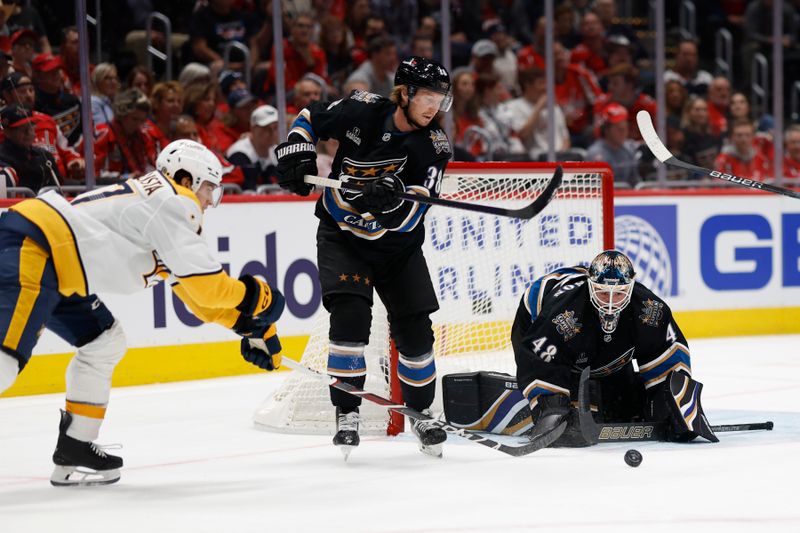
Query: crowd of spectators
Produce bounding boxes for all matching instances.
[1,0,800,194]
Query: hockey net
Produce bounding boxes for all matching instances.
[254,162,614,435]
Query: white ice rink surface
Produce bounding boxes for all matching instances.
[1,335,798,533]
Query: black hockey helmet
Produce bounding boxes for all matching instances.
[394,56,453,112]
[587,250,636,334]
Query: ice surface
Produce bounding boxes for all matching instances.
[1,335,798,532]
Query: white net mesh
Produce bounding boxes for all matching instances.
[254,164,611,435]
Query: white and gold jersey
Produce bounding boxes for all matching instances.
[10,172,245,326]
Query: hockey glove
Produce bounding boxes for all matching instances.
[240,324,282,371]
[236,274,285,325]
[528,394,572,447]
[359,175,404,213]
[648,370,718,443]
[275,141,316,196]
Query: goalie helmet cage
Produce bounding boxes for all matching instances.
[254,162,614,436]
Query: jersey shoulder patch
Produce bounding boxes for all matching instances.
[349,90,385,104]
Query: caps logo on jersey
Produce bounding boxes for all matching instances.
[614,205,678,297]
[429,129,451,154]
[552,309,582,342]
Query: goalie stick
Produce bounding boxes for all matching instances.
[575,367,773,443]
[278,356,566,457]
[636,110,800,200]
[303,165,563,220]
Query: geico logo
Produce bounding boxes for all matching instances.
[700,213,800,290]
[152,232,321,328]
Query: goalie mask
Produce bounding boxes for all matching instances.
[156,139,224,207]
[587,250,635,334]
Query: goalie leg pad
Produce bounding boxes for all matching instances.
[442,371,534,435]
[649,370,718,443]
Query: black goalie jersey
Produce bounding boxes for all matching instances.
[511,267,692,414]
[288,90,451,260]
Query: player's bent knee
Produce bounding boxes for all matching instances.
[0,352,20,394]
[328,294,372,344]
[74,321,127,371]
[390,312,434,357]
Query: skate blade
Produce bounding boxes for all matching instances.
[418,443,443,458]
[337,445,355,461]
[50,465,121,487]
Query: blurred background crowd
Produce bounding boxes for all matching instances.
[1,0,800,195]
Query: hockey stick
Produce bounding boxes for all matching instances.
[278,356,565,457]
[636,110,800,200]
[576,367,773,443]
[303,165,563,220]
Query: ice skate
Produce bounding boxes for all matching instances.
[50,410,123,487]
[411,409,447,458]
[333,407,360,461]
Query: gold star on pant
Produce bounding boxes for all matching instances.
[363,277,371,285]
[339,273,349,281]
[352,274,361,282]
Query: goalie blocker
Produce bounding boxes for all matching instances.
[442,369,718,445]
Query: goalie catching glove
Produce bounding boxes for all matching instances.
[241,323,282,371]
[648,370,718,443]
[275,141,316,196]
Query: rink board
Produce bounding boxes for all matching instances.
[3,189,800,396]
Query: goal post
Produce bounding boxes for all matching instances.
[254,162,614,436]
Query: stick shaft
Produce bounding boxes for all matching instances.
[304,167,563,220]
[280,357,557,457]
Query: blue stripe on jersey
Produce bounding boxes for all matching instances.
[395,202,429,232]
[327,353,367,376]
[526,278,544,322]
[397,357,436,387]
[323,188,386,238]
[639,345,691,389]
[290,114,317,143]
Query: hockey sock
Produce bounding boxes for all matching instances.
[398,351,436,411]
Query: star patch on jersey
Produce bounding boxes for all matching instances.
[639,299,664,327]
[552,310,582,342]
[428,129,451,154]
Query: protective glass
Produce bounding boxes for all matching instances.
[412,87,453,112]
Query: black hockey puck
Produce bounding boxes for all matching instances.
[624,449,642,467]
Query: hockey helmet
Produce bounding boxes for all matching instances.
[587,250,636,334]
[394,56,453,112]
[156,139,223,207]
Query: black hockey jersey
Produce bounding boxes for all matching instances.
[511,267,691,412]
[288,90,451,260]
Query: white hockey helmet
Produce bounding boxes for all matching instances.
[587,250,636,334]
[156,139,224,207]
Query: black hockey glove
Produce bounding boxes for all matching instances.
[359,175,404,213]
[275,141,316,196]
[236,274,285,326]
[647,370,718,443]
[240,324,282,371]
[528,394,572,447]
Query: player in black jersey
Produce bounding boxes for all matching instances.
[512,250,718,446]
[275,57,453,458]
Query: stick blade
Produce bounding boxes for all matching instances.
[636,110,673,163]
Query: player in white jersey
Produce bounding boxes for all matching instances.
[0,140,285,486]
